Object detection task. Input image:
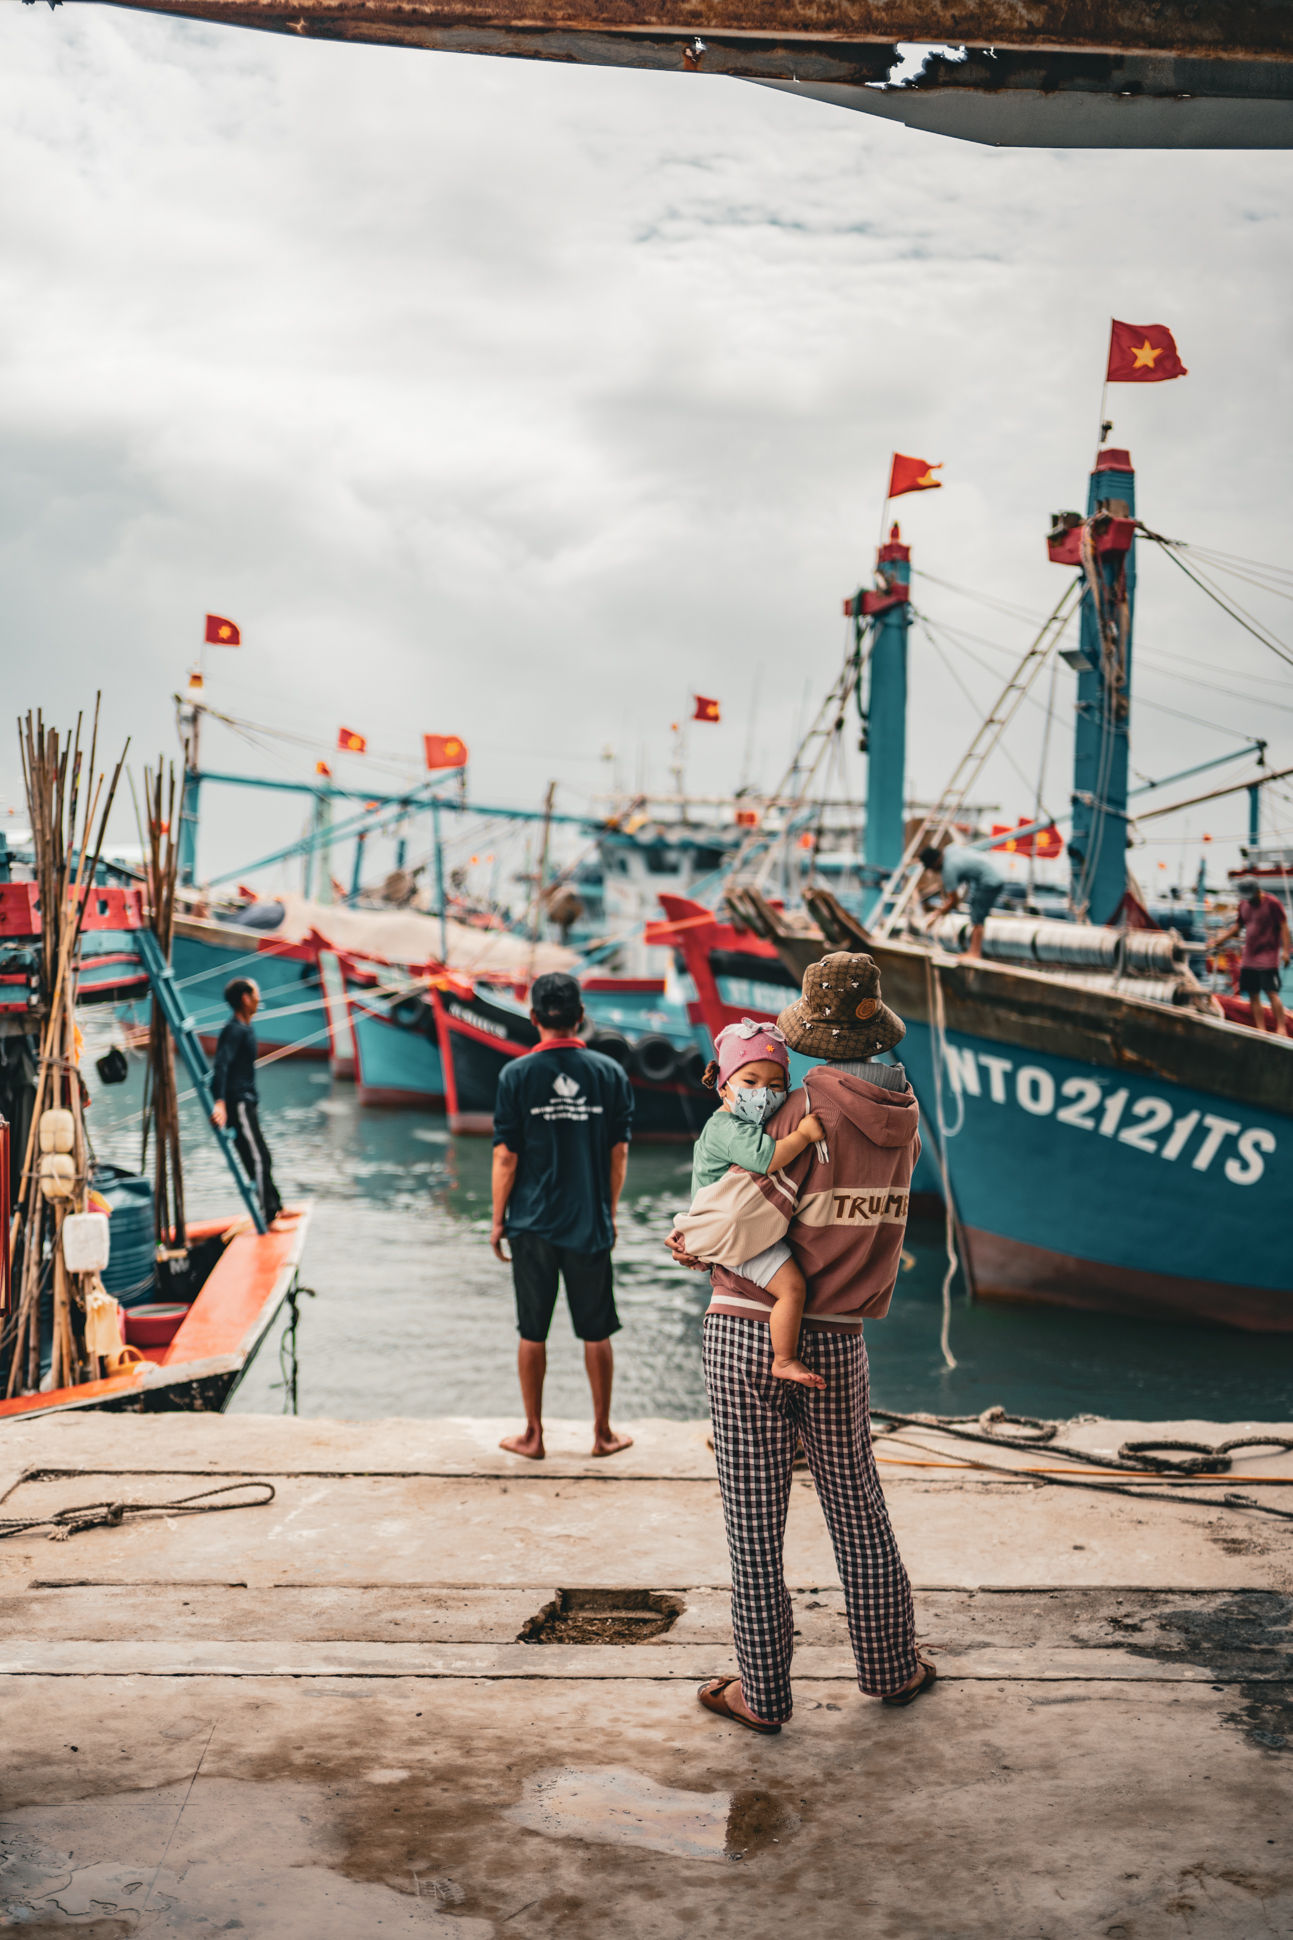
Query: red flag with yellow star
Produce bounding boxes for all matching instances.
[693,696,720,724]
[1107,321,1187,383]
[888,454,943,498]
[204,613,240,645]
[337,727,367,753]
[424,734,468,769]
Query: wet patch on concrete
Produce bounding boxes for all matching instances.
[1222,1682,1293,1756]
[505,1766,732,1860]
[0,1779,496,1937]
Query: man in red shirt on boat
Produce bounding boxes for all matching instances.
[1212,878,1290,1035]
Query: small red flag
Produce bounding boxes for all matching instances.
[693,696,720,724]
[1106,321,1187,384]
[424,734,468,770]
[888,454,943,499]
[991,819,1063,859]
[337,727,367,754]
[204,613,241,646]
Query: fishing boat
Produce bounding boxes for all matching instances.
[1,720,313,1417]
[648,445,1293,1330]
[0,1209,310,1419]
[430,972,716,1138]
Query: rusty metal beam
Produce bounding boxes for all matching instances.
[38,0,1293,145]
[65,0,1293,67]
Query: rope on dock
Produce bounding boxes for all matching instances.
[0,1478,277,1543]
[871,1407,1293,1523]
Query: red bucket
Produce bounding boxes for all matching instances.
[123,1302,191,1348]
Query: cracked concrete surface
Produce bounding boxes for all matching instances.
[1,1414,1290,1937]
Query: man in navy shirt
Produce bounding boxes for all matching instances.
[491,972,633,1459]
[210,977,282,1225]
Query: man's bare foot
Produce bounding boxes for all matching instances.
[590,1429,634,1457]
[772,1358,826,1391]
[500,1427,545,1459]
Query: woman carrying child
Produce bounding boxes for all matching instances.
[670,952,933,1734]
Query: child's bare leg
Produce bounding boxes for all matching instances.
[766,1261,826,1390]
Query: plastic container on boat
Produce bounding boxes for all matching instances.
[92,1164,157,1308]
[122,1303,190,1348]
[63,1211,110,1272]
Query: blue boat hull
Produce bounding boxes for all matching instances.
[901,1013,1291,1328]
[351,993,446,1108]
[171,921,329,1058]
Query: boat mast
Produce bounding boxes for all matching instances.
[1061,446,1137,923]
[176,696,202,887]
[857,523,912,921]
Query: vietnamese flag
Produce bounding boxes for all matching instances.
[992,819,1064,859]
[337,727,367,754]
[1107,320,1187,383]
[204,613,241,645]
[888,454,943,499]
[693,695,720,724]
[424,733,468,770]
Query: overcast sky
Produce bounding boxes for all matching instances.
[1,8,1290,901]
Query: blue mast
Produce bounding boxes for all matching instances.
[856,523,911,920]
[1057,447,1137,924]
[177,696,201,886]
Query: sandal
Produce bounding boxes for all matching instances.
[697,1677,782,1735]
[882,1658,937,1707]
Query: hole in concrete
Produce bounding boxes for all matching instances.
[518,1588,683,1645]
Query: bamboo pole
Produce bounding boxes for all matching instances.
[4,702,129,1397]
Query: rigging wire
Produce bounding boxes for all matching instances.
[912,613,1064,822]
[1143,536,1293,672]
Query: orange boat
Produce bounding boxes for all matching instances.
[0,1207,311,1420]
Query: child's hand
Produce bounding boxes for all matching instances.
[799,1112,824,1143]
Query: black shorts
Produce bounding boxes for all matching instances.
[1239,966,1282,995]
[509,1233,620,1343]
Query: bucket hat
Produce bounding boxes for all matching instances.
[776,951,905,1060]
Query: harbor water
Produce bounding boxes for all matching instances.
[84,1029,1293,1424]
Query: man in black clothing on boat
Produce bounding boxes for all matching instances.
[210,978,283,1225]
[491,970,633,1460]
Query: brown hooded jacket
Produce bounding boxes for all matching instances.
[676,1066,921,1331]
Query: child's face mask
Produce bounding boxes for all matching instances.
[728,1085,787,1126]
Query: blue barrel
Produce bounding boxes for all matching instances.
[93,1164,157,1308]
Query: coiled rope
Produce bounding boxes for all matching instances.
[923,955,962,1372]
[871,1406,1293,1523]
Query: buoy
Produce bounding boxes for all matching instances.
[39,1108,75,1154]
[39,1152,76,1199]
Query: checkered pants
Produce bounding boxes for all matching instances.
[702,1312,918,1722]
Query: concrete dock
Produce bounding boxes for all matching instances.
[1,1410,1291,1938]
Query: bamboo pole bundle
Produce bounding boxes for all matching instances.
[3,703,128,1397]
[140,761,185,1253]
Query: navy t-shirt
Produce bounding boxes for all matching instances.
[493,1042,633,1255]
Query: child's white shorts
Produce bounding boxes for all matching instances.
[734,1239,793,1289]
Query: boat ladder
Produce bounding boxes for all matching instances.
[134,928,268,1233]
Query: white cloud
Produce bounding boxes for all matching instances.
[0,9,1289,892]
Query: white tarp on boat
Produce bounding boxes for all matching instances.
[188,893,578,980]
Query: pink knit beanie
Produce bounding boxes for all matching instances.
[712,1018,790,1088]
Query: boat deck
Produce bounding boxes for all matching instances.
[1,1411,1290,1935]
[0,1208,311,1420]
